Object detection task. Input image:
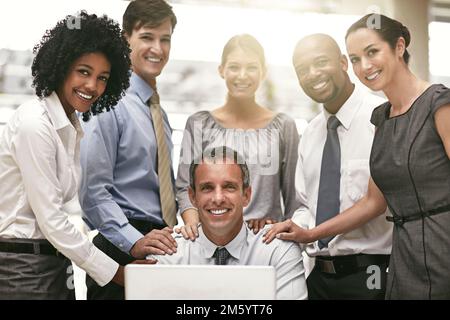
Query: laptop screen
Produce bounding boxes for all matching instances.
[124,264,276,300]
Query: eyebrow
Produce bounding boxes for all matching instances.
[77,64,93,70]
[76,64,110,75]
[139,31,171,38]
[348,44,375,57]
[295,55,328,68]
[198,180,239,186]
[363,44,376,52]
[227,61,259,66]
[223,180,239,185]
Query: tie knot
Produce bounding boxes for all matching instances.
[327,116,340,130]
[150,91,160,105]
[213,247,231,265]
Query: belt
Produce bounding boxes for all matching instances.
[315,254,390,274]
[0,240,62,257]
[386,204,450,227]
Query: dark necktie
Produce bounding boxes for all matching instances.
[316,116,341,249]
[149,91,177,227]
[213,247,231,265]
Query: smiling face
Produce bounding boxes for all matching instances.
[125,18,172,85]
[189,160,251,245]
[293,36,349,108]
[219,47,265,100]
[346,28,403,92]
[57,52,111,115]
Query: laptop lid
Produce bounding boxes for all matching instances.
[124,264,276,300]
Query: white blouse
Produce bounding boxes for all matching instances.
[0,92,118,286]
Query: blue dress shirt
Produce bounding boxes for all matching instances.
[79,73,175,254]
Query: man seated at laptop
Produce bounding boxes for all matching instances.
[149,146,307,300]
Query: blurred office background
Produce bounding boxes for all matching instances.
[1,0,449,299]
[2,0,450,138]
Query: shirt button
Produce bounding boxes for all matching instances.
[119,244,123,248]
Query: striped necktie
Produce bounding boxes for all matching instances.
[149,91,177,227]
[213,247,231,265]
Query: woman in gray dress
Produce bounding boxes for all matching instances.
[175,34,300,240]
[264,14,450,299]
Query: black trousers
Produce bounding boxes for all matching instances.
[307,256,389,300]
[86,219,166,300]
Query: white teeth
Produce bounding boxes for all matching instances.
[235,84,250,89]
[312,81,327,90]
[366,71,380,81]
[76,91,93,100]
[146,57,161,63]
[210,209,228,215]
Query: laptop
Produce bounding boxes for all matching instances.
[124,264,276,300]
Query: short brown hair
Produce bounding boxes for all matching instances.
[189,146,250,192]
[122,0,177,36]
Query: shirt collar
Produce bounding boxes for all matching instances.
[321,85,363,131]
[44,92,74,130]
[129,72,154,104]
[198,223,247,260]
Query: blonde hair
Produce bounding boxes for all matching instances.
[220,34,266,67]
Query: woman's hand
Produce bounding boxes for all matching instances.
[175,223,199,241]
[175,208,200,241]
[263,219,312,244]
[247,218,276,234]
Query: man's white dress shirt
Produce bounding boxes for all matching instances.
[152,223,308,300]
[292,86,393,257]
[0,93,118,286]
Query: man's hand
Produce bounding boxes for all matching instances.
[175,223,199,241]
[247,218,276,234]
[130,227,177,259]
[111,258,157,287]
[263,219,312,244]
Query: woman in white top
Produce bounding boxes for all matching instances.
[0,11,138,299]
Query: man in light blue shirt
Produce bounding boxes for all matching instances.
[79,0,178,299]
[151,146,308,300]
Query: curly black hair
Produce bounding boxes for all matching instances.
[31,11,131,121]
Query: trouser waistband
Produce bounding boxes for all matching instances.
[0,238,62,257]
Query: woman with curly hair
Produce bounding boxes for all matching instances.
[0,11,146,299]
